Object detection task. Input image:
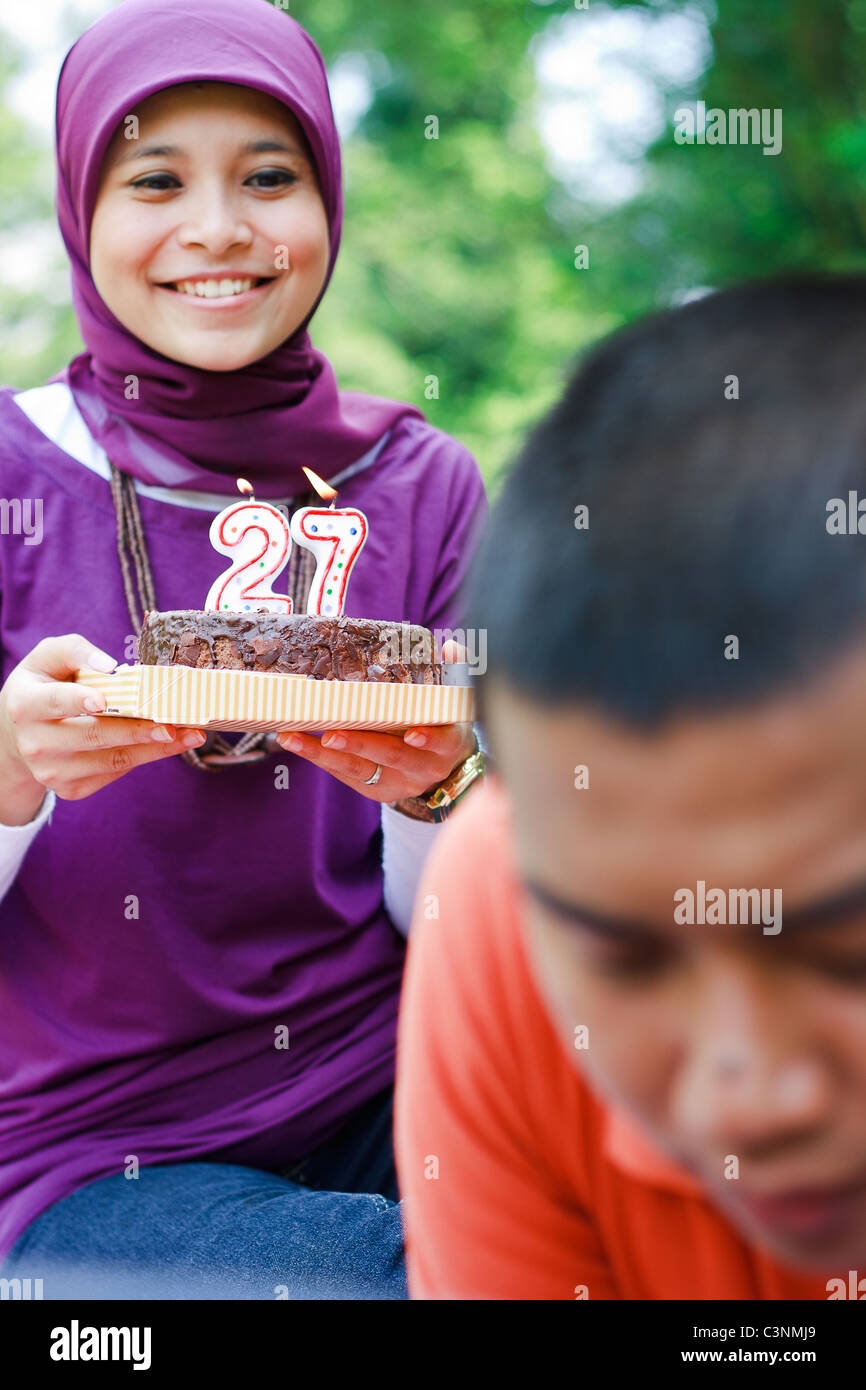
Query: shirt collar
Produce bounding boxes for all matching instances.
[603,1104,706,1197]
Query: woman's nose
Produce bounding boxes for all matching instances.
[175,188,254,254]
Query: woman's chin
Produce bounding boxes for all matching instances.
[153,333,282,373]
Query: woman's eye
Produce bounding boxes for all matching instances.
[130,173,181,192]
[245,169,298,189]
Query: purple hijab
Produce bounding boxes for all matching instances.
[51,0,423,497]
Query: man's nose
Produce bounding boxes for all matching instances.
[671,953,831,1159]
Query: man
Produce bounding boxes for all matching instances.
[395,277,866,1298]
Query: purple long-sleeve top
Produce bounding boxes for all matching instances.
[0,386,487,1261]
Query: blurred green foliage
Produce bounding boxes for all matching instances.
[585,0,866,317]
[2,0,866,490]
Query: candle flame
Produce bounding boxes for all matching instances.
[301,466,338,502]
[236,477,255,499]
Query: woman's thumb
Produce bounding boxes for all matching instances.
[22,634,117,680]
[441,638,468,663]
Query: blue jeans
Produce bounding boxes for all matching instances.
[1,1086,405,1300]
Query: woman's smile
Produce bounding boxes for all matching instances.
[154,271,280,309]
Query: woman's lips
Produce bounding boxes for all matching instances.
[154,277,277,309]
[736,1178,866,1242]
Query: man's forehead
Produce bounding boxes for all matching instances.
[485,650,866,809]
[484,655,866,913]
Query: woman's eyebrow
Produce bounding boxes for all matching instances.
[116,138,305,164]
[116,143,183,163]
[243,138,306,157]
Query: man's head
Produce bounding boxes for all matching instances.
[469,276,866,1273]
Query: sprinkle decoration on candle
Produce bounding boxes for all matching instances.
[205,478,293,614]
[290,467,368,617]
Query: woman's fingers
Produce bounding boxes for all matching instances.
[275,721,475,799]
[275,730,401,799]
[20,633,117,681]
[322,722,472,769]
[276,730,383,783]
[441,638,467,663]
[321,728,436,773]
[15,711,196,757]
[0,634,209,802]
[7,678,110,726]
[64,714,199,749]
[74,730,206,774]
[9,660,199,750]
[32,730,207,798]
[400,721,475,761]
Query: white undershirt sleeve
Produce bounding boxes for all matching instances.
[381,720,486,936]
[381,802,443,937]
[0,790,56,905]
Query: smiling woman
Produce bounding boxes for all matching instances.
[90,82,331,372]
[0,0,487,1303]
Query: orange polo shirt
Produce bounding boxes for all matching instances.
[394,776,829,1300]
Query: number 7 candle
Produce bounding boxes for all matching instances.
[290,467,368,617]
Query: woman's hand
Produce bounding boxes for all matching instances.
[0,634,206,815]
[275,721,476,804]
[274,638,475,803]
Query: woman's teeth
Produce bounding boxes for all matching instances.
[171,278,259,298]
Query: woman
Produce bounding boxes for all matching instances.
[0,0,486,1300]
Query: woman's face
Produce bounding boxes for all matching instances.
[90,82,331,372]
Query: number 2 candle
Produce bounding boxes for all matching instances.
[290,467,368,617]
[205,478,293,614]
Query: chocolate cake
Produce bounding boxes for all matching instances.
[138,610,442,685]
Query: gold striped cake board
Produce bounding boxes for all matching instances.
[74,664,474,733]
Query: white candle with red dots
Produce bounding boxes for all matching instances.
[205,478,293,614]
[290,467,368,617]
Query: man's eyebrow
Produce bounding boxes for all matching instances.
[115,138,306,164]
[524,874,866,937]
[524,880,650,940]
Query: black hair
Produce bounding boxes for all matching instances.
[467,275,866,729]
